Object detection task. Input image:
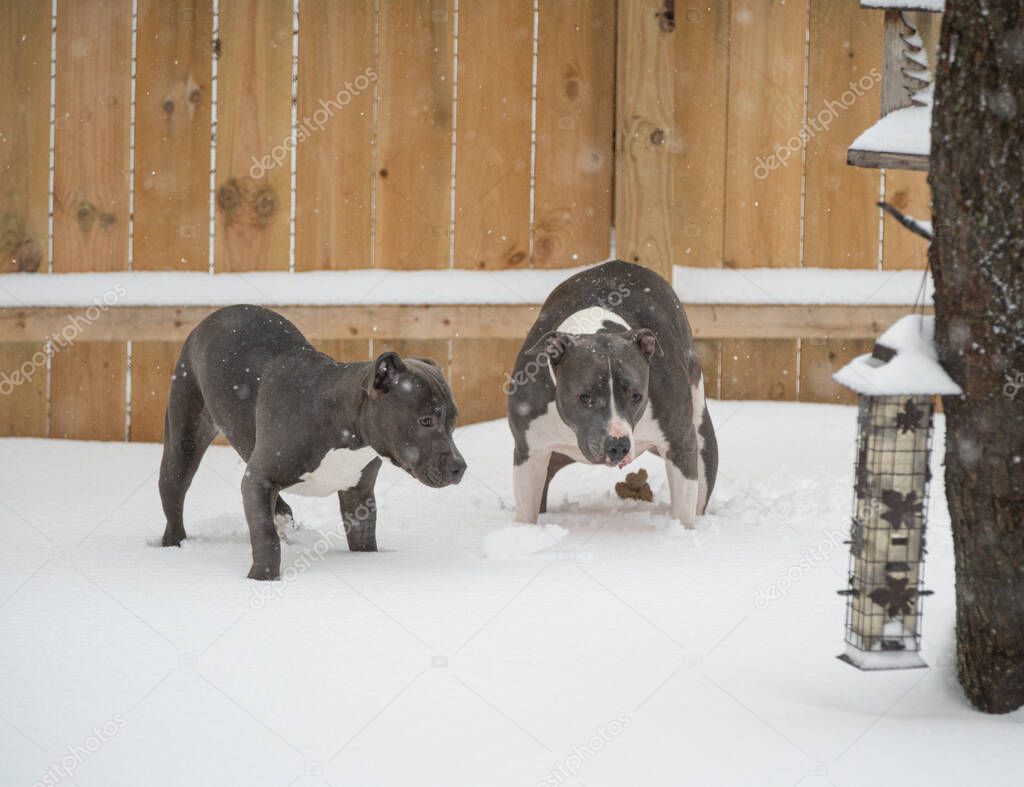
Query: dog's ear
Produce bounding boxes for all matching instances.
[525,331,575,367]
[410,356,439,368]
[628,328,662,361]
[370,351,407,394]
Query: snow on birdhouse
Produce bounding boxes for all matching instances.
[847,1,943,172]
[834,314,959,670]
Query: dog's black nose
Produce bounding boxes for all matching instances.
[604,436,630,464]
[448,456,467,482]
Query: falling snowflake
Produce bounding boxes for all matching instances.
[880,489,923,529]
[868,575,918,618]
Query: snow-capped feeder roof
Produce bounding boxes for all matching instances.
[833,314,963,396]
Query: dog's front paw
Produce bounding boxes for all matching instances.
[161,530,185,547]
[247,563,280,581]
[274,512,299,543]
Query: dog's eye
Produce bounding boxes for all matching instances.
[631,392,643,404]
[418,416,435,428]
[578,393,593,407]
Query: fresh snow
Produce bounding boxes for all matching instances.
[2,402,1021,787]
[674,266,932,305]
[482,525,567,560]
[849,105,932,157]
[0,266,935,308]
[834,314,962,395]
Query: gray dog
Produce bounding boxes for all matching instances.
[508,260,717,527]
[158,305,466,580]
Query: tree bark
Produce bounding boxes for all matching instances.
[929,1,1024,713]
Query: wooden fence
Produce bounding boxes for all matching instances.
[0,0,935,442]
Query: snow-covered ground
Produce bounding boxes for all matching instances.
[1,402,1021,787]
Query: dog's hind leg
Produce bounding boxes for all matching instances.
[539,452,573,514]
[697,402,717,515]
[159,358,218,547]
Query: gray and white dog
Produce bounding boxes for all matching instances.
[508,260,717,527]
[159,305,466,580]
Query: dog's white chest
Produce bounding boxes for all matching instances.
[285,446,378,497]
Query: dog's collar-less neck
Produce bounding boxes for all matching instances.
[317,361,375,450]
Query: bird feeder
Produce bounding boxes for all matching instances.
[833,315,961,670]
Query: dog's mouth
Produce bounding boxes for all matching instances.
[389,456,415,474]
[580,442,635,469]
[389,457,451,488]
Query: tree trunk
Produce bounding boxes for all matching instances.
[929,1,1024,713]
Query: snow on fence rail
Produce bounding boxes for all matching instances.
[0,263,933,441]
[0,267,933,308]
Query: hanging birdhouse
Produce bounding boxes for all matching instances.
[833,315,961,670]
[847,1,943,172]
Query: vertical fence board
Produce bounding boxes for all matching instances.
[671,3,730,267]
[214,0,291,272]
[533,0,614,268]
[129,340,180,442]
[1,0,50,275]
[53,0,132,272]
[723,0,807,268]
[134,0,212,270]
[799,337,872,404]
[882,171,930,268]
[614,0,673,280]
[804,1,882,268]
[0,342,48,436]
[721,339,797,401]
[52,342,127,441]
[453,1,532,270]
[450,338,521,424]
[374,0,453,269]
[52,0,131,442]
[295,0,376,270]
[693,339,722,400]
